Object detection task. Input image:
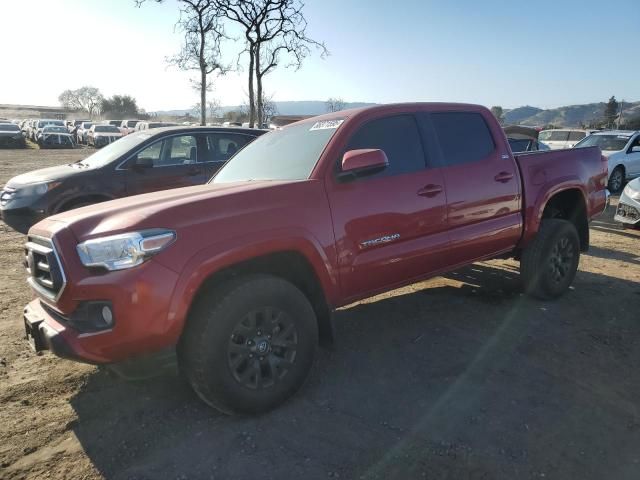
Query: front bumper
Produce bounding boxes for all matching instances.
[23,253,182,364]
[614,189,640,226]
[0,204,47,234]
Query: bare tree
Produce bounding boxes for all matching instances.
[260,92,278,126]
[207,98,221,121]
[137,0,227,125]
[216,0,327,127]
[58,86,104,116]
[326,97,345,113]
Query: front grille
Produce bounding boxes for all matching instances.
[24,236,66,301]
[1,186,16,206]
[617,202,639,221]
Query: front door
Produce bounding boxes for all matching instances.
[327,114,449,302]
[124,134,208,196]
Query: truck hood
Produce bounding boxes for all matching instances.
[6,164,80,186]
[43,180,304,240]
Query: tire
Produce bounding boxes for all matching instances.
[608,166,624,193]
[520,219,580,300]
[179,274,318,415]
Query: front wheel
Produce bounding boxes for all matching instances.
[179,274,318,415]
[520,219,580,300]
[608,166,624,193]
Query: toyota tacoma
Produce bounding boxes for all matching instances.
[21,103,608,414]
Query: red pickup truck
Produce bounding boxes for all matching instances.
[22,103,608,414]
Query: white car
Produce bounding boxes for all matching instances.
[574,130,640,193]
[538,129,594,150]
[76,122,94,144]
[87,124,123,148]
[119,119,140,135]
[614,177,640,228]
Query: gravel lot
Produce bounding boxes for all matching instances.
[1,148,639,479]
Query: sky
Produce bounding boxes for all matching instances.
[0,0,638,112]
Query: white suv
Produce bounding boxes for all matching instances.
[574,130,640,192]
[538,129,593,150]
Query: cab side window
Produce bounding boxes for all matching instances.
[344,115,426,178]
[432,112,495,166]
[135,135,198,167]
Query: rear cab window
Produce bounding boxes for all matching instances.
[431,112,495,165]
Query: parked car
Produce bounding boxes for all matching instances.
[68,119,90,134]
[0,123,26,148]
[38,126,75,149]
[76,122,94,145]
[102,120,123,128]
[17,103,607,414]
[538,129,593,150]
[1,126,265,233]
[33,119,66,142]
[504,126,550,152]
[135,121,179,132]
[119,119,140,135]
[614,177,640,228]
[574,130,640,192]
[87,125,123,148]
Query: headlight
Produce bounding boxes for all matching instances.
[76,229,176,271]
[624,183,640,200]
[14,182,61,197]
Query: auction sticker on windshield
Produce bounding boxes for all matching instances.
[310,120,344,131]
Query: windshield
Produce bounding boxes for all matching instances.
[81,123,93,129]
[95,125,120,133]
[127,120,139,127]
[43,126,68,133]
[539,130,569,141]
[213,119,342,183]
[75,132,152,168]
[574,134,630,151]
[0,124,20,132]
[38,120,64,128]
[508,138,532,152]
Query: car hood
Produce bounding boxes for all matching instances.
[0,131,22,137]
[6,164,81,186]
[40,180,308,240]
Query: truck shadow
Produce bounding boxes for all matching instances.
[68,262,640,480]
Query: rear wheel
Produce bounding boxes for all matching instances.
[520,219,580,300]
[608,166,624,193]
[180,274,318,415]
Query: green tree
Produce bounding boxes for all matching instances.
[490,106,504,125]
[603,96,619,128]
[100,95,139,118]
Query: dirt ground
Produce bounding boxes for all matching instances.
[1,148,639,480]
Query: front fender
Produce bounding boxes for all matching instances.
[159,227,339,344]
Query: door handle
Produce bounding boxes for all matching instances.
[417,184,443,197]
[494,172,514,183]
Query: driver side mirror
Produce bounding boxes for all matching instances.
[338,149,388,181]
[130,156,153,171]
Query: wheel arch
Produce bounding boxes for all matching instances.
[167,240,339,349]
[54,193,115,213]
[539,187,589,251]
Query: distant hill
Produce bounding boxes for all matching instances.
[151,99,640,127]
[152,100,377,118]
[505,101,640,127]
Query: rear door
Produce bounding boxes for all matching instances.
[327,114,449,301]
[428,111,522,264]
[124,133,207,195]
